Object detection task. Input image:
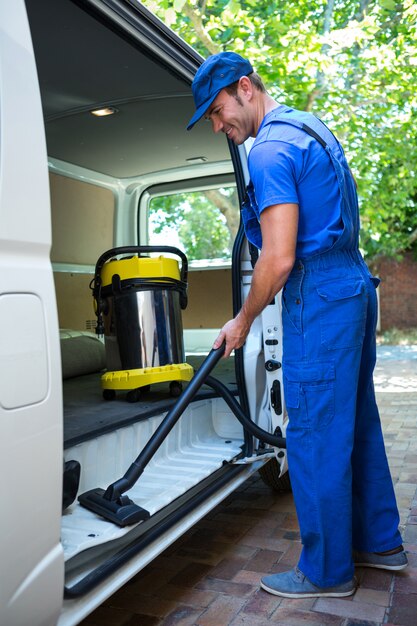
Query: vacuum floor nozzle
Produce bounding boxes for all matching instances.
[78,488,150,527]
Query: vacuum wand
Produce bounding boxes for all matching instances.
[103,343,227,501]
[78,342,286,526]
[78,343,227,525]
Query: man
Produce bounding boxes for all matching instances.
[187,51,407,598]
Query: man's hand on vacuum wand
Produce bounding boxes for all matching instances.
[213,312,251,359]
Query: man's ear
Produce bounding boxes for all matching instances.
[238,75,254,100]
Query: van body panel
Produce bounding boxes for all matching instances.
[0,1,64,625]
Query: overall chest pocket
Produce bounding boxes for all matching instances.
[316,278,367,351]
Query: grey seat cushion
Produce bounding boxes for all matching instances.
[60,330,106,379]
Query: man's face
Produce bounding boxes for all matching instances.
[205,88,253,145]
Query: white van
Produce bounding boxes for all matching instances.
[0,1,288,624]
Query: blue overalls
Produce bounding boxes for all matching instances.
[243,111,402,587]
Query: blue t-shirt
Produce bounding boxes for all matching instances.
[245,106,344,258]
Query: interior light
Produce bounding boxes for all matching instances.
[90,107,118,117]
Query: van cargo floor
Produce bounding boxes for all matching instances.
[63,355,237,448]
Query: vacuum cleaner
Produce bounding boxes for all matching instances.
[91,245,194,402]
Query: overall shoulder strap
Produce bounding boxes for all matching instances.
[263,108,341,153]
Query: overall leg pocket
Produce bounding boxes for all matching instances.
[316,278,367,350]
[283,360,335,430]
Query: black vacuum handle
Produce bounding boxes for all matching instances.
[92,245,189,332]
[93,245,188,292]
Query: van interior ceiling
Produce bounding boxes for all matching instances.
[26,0,236,338]
[26,0,230,178]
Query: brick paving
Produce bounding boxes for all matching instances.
[81,348,417,626]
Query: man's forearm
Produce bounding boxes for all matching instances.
[213,202,298,357]
[238,251,294,327]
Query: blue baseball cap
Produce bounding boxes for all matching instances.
[187,52,253,131]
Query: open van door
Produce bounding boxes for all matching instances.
[0,2,64,625]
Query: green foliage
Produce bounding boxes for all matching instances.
[150,191,234,261]
[142,0,417,260]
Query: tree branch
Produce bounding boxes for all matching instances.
[183,1,220,55]
[200,0,208,15]
[304,88,321,112]
[304,0,335,110]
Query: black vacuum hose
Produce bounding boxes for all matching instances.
[204,374,286,449]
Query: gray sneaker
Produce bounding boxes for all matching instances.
[353,549,408,571]
[260,567,357,598]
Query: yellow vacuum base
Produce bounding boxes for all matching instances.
[101,363,194,391]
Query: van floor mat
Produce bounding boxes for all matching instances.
[63,355,236,448]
